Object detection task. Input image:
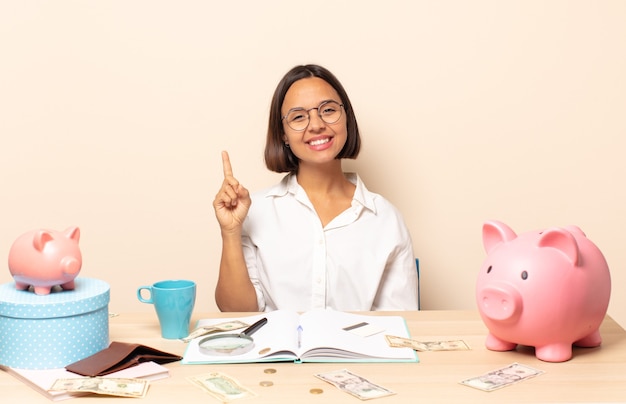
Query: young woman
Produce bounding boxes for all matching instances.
[213,64,418,312]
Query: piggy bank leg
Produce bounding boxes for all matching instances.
[485,333,517,351]
[574,330,602,348]
[33,285,53,295]
[14,281,30,291]
[60,280,76,291]
[535,343,572,362]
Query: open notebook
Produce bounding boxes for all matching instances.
[182,309,418,364]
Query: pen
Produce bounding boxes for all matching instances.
[297,325,303,348]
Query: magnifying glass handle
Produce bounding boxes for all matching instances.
[241,317,268,337]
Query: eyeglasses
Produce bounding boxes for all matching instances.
[282,100,344,131]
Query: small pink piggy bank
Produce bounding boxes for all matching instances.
[8,227,82,295]
[476,220,611,362]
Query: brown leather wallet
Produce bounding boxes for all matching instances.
[65,341,182,376]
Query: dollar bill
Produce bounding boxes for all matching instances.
[182,320,249,342]
[385,335,470,351]
[315,369,395,400]
[50,377,149,398]
[460,363,544,392]
[189,372,257,402]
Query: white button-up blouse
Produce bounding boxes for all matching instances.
[241,172,419,312]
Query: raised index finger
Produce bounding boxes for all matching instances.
[221,150,234,178]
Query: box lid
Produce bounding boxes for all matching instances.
[0,277,110,319]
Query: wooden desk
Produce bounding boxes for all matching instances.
[2,311,625,403]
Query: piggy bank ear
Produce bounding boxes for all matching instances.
[483,220,517,254]
[32,230,54,252]
[537,227,580,266]
[563,225,586,238]
[63,227,81,242]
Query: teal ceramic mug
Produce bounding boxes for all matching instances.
[137,280,196,339]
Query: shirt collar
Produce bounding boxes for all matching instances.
[265,172,377,213]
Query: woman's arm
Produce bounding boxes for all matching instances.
[213,151,258,311]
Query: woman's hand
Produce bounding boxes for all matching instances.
[213,151,251,233]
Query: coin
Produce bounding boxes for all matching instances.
[263,368,277,374]
[260,381,274,387]
[258,347,271,355]
[309,388,324,394]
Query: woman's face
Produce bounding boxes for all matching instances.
[281,77,347,167]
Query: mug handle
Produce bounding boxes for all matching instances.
[137,286,154,304]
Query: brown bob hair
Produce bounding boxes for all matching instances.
[264,64,361,173]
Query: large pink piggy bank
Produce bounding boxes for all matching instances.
[8,227,82,295]
[476,220,611,362]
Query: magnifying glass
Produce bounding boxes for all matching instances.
[198,317,268,356]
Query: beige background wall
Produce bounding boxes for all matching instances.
[1,1,625,326]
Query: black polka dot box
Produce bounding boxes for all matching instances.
[0,277,110,369]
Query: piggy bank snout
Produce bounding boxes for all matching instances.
[478,283,523,322]
[60,256,81,275]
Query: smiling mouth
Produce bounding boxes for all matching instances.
[308,138,331,146]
